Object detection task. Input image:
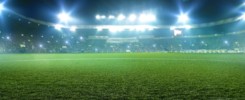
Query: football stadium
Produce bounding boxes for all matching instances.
[0,0,245,99]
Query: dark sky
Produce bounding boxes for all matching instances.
[2,0,245,25]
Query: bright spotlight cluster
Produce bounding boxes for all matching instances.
[169,13,191,36]
[108,15,115,19]
[95,13,156,23]
[96,25,155,33]
[54,12,77,32]
[96,15,106,20]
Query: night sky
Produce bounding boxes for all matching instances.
[2,0,244,25]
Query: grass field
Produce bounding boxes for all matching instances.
[0,53,245,99]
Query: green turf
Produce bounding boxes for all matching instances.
[0,53,245,99]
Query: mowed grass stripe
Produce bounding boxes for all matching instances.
[0,53,245,99]
[0,58,245,63]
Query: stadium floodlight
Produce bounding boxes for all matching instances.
[70,26,77,32]
[224,40,229,44]
[178,13,189,23]
[117,14,126,21]
[128,14,137,22]
[80,36,83,40]
[147,14,156,22]
[39,44,43,48]
[65,40,69,44]
[6,36,10,40]
[139,14,147,22]
[108,15,115,19]
[95,48,98,52]
[96,15,101,20]
[54,24,63,31]
[57,12,72,23]
[100,15,106,19]
[153,44,156,48]
[201,41,205,44]
[139,13,156,23]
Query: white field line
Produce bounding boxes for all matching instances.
[0,58,244,63]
